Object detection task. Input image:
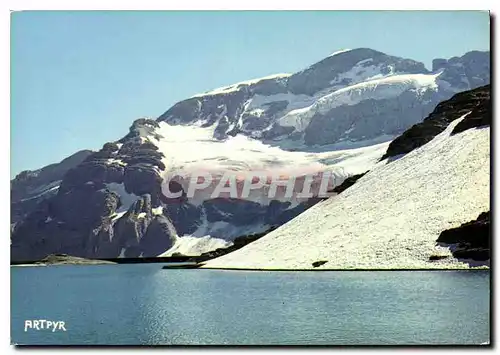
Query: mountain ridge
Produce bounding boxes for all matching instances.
[157,48,489,150]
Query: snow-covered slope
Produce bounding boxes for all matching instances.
[203,115,490,270]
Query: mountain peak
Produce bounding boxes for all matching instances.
[287,48,429,96]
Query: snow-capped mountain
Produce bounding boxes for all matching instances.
[10,48,490,262]
[159,48,489,148]
[204,85,491,270]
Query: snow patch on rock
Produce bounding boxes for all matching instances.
[328,49,353,57]
[152,206,163,215]
[191,73,291,98]
[106,158,127,166]
[20,180,62,202]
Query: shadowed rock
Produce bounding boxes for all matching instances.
[330,172,368,194]
[381,85,490,160]
[437,211,490,261]
[312,260,328,268]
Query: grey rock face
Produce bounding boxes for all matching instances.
[11,149,93,201]
[164,202,202,236]
[162,198,317,240]
[11,150,93,224]
[434,51,490,91]
[303,91,438,146]
[140,215,177,257]
[11,187,178,261]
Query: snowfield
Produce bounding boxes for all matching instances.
[278,72,441,131]
[149,121,390,205]
[203,115,490,270]
[152,121,389,177]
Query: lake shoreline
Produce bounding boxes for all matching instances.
[10,253,490,270]
[11,263,490,271]
[10,254,193,266]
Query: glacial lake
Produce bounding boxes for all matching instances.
[11,265,490,345]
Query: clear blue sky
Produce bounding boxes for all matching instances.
[11,10,490,177]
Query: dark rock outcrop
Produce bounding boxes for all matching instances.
[119,118,163,143]
[429,254,449,261]
[452,248,490,261]
[330,172,368,194]
[381,85,490,160]
[193,227,277,262]
[164,202,202,236]
[59,121,166,205]
[35,254,116,266]
[11,149,93,201]
[140,215,177,257]
[312,260,328,268]
[451,94,491,134]
[437,211,490,261]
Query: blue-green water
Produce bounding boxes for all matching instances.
[11,265,490,345]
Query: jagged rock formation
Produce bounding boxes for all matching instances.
[11,150,93,225]
[11,119,177,261]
